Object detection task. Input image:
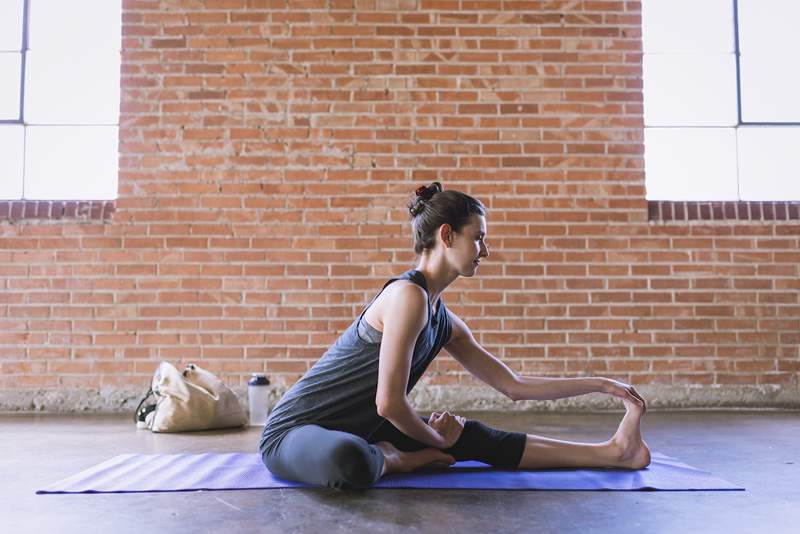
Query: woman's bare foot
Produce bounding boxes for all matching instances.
[374,441,455,477]
[608,398,651,469]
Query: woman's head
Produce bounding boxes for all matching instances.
[407,182,488,271]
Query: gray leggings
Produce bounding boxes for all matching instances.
[261,417,527,490]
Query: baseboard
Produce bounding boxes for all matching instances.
[1,384,799,413]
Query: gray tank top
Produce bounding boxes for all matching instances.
[260,269,452,453]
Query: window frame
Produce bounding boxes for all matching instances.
[0,0,118,218]
[734,0,800,126]
[644,0,800,218]
[0,0,27,125]
[0,0,26,124]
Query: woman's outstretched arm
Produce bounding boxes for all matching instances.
[444,310,645,405]
[442,309,523,400]
[509,375,603,401]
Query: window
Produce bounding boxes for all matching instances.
[0,0,121,201]
[643,0,800,204]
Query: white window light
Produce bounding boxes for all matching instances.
[0,0,25,52]
[642,0,734,54]
[643,54,738,127]
[644,128,739,201]
[0,126,24,199]
[25,49,120,125]
[643,0,799,201]
[737,127,800,201]
[0,53,22,120]
[738,0,800,123]
[5,0,123,201]
[25,126,119,201]
[27,0,122,52]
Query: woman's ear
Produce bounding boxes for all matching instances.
[439,224,452,247]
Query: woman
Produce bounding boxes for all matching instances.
[260,182,650,490]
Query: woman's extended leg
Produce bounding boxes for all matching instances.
[517,398,650,470]
[368,398,650,472]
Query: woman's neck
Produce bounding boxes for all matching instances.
[414,255,459,308]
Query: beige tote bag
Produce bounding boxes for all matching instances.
[146,362,247,433]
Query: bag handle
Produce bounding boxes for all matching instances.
[133,386,155,423]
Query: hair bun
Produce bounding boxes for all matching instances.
[416,182,442,200]
[408,182,443,218]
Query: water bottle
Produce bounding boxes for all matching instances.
[248,372,270,426]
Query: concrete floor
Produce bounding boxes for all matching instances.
[2,410,798,534]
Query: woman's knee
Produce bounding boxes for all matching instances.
[328,439,381,489]
[261,426,382,489]
[447,419,527,469]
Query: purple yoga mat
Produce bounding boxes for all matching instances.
[36,451,743,494]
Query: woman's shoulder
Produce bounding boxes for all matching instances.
[380,280,427,314]
[387,278,426,300]
[364,279,427,333]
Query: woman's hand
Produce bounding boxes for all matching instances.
[428,411,466,449]
[598,378,647,413]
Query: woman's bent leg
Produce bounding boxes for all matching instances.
[368,417,527,469]
[262,425,385,490]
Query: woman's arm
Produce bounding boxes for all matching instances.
[375,283,452,449]
[442,310,523,399]
[378,397,456,448]
[514,376,647,412]
[511,376,603,401]
[443,310,604,401]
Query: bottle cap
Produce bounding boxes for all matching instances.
[248,372,270,386]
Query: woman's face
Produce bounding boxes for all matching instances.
[447,214,489,276]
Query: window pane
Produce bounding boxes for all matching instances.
[644,128,738,200]
[0,125,24,199]
[0,53,21,120]
[25,50,120,125]
[28,0,121,51]
[740,56,800,122]
[24,126,119,200]
[738,127,800,200]
[0,0,24,52]
[643,54,738,127]
[738,0,800,54]
[738,0,800,122]
[642,0,734,53]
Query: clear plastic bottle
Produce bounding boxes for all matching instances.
[247,372,270,426]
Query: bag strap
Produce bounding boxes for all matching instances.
[132,387,155,423]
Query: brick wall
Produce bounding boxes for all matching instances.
[1,0,798,410]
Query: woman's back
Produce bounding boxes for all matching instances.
[259,269,452,455]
